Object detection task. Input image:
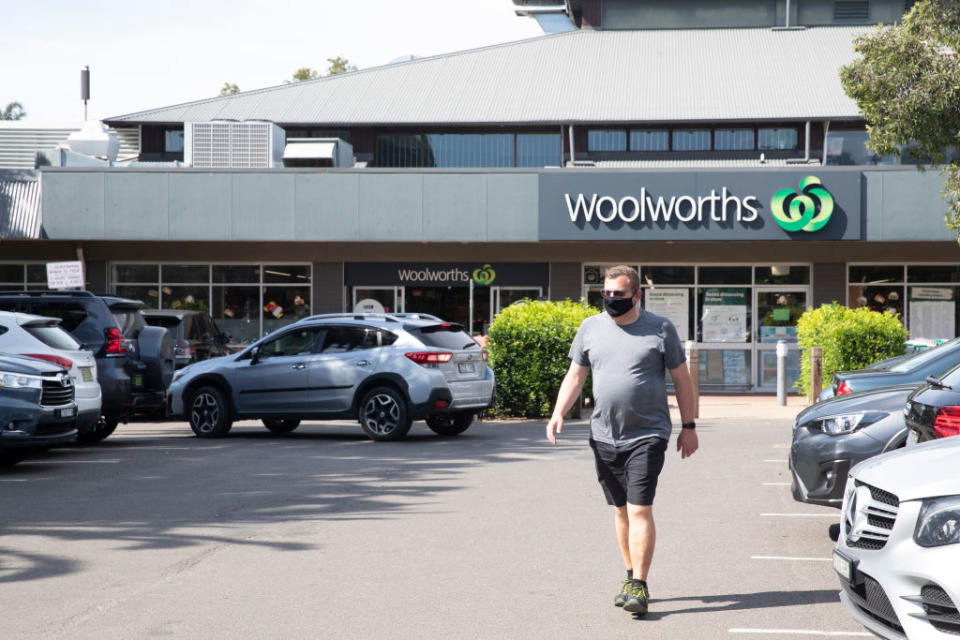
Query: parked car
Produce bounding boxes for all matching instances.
[167,313,495,441]
[0,291,174,441]
[904,361,960,443]
[833,436,960,638]
[0,311,100,433]
[0,353,78,466]
[790,383,915,508]
[824,337,960,399]
[142,309,231,368]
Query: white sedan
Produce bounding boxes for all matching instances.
[834,436,960,639]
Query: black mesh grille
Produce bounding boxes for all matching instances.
[848,537,886,550]
[842,571,904,634]
[40,378,74,406]
[33,422,75,436]
[920,584,960,635]
[868,515,894,529]
[922,585,957,608]
[868,484,899,507]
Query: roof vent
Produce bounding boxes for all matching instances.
[184,121,285,168]
[834,1,870,21]
[64,121,120,161]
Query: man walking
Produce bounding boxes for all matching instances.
[546,265,697,616]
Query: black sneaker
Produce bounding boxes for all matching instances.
[623,580,649,615]
[614,578,631,607]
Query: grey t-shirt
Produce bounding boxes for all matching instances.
[569,310,686,447]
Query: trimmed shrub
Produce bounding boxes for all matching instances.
[796,303,908,397]
[485,299,600,417]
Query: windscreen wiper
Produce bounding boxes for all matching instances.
[925,375,953,390]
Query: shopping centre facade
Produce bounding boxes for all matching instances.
[1,0,956,392]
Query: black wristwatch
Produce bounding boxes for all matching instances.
[681,422,696,430]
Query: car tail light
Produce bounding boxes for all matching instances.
[435,400,448,410]
[23,353,73,369]
[175,346,194,358]
[836,380,852,396]
[481,349,488,361]
[405,352,453,367]
[933,406,960,438]
[105,327,126,355]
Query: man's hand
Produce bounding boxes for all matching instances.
[677,428,698,459]
[546,413,564,445]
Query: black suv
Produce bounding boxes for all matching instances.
[0,353,78,466]
[0,292,174,442]
[142,310,231,368]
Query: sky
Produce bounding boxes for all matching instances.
[1,0,545,122]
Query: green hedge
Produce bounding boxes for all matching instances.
[485,299,600,417]
[796,303,908,397]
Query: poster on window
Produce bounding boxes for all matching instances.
[644,289,689,341]
[701,288,748,342]
[909,287,956,340]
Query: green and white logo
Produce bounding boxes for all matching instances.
[770,176,834,232]
[472,264,496,285]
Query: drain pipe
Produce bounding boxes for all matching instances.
[804,120,811,162]
[784,0,791,28]
[822,120,831,165]
[568,124,575,165]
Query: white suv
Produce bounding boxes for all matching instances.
[834,436,960,639]
[0,311,101,431]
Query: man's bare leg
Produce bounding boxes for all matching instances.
[627,503,656,581]
[614,505,632,571]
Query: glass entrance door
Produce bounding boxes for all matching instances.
[754,287,807,391]
[353,287,404,314]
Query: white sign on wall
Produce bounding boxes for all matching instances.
[644,289,689,341]
[46,261,85,290]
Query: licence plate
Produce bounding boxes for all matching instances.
[55,406,76,419]
[833,549,854,583]
[80,367,94,382]
[458,362,475,374]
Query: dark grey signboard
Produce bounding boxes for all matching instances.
[538,170,863,241]
[345,262,549,287]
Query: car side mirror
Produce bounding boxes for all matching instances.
[250,346,261,365]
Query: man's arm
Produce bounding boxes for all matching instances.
[669,362,699,459]
[546,361,589,444]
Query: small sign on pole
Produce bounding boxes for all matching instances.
[46,261,85,290]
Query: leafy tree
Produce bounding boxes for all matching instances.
[840,0,960,238]
[219,82,240,95]
[1,102,26,120]
[289,67,319,82]
[326,56,357,76]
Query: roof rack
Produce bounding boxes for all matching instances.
[298,313,402,323]
[0,290,95,298]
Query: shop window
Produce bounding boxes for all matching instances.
[214,286,259,345]
[162,285,209,312]
[115,285,158,309]
[672,130,711,151]
[162,264,208,283]
[425,133,513,168]
[698,266,751,285]
[642,286,695,341]
[517,133,562,167]
[849,284,904,317]
[0,264,24,283]
[849,265,904,284]
[714,129,755,151]
[213,265,260,283]
[115,264,158,283]
[264,265,311,283]
[907,286,957,340]
[698,287,751,343]
[263,286,312,334]
[587,130,627,152]
[755,266,810,285]
[26,264,47,285]
[642,266,694,285]
[629,130,669,151]
[908,265,960,283]
[825,131,895,165]
[377,134,426,167]
[164,130,184,154]
[758,128,798,150]
[698,349,752,387]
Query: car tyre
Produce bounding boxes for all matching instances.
[262,418,301,433]
[189,386,233,438]
[77,415,119,443]
[425,412,474,436]
[0,449,27,467]
[358,386,411,441]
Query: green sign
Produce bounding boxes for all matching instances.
[770,176,835,233]
[472,264,496,285]
[703,288,747,305]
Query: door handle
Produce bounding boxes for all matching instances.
[356,360,371,367]
[292,362,306,370]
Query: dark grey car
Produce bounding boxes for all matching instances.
[789,383,915,508]
[824,337,960,399]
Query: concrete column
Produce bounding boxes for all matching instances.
[549,262,581,302]
[86,260,108,294]
[312,262,345,314]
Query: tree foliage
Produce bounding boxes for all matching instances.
[326,56,357,76]
[290,68,319,82]
[1,102,26,120]
[840,0,960,238]
[219,82,240,96]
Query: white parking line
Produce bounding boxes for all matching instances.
[24,460,120,464]
[763,459,788,463]
[729,630,871,637]
[762,482,792,486]
[750,556,832,562]
[760,513,839,518]
[0,478,28,482]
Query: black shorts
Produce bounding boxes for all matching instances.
[589,437,668,507]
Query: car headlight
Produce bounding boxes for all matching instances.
[914,495,960,548]
[0,370,43,390]
[814,411,887,435]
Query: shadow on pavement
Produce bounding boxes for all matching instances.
[639,589,840,620]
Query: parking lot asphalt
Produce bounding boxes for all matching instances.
[0,395,869,640]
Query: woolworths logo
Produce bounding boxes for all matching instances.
[770,176,835,233]
[472,264,496,285]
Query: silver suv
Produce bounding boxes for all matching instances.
[167,313,495,441]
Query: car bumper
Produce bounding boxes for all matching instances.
[835,499,960,639]
[0,401,78,448]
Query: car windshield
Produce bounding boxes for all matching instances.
[145,316,181,329]
[408,324,479,350]
[24,325,82,350]
[888,337,960,373]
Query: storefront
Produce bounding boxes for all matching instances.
[345,262,549,334]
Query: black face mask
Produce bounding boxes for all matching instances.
[603,296,635,317]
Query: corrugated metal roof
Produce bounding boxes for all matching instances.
[106,26,869,126]
[0,122,140,168]
[0,170,42,239]
[581,158,820,168]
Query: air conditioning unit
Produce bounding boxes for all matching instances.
[184,121,285,168]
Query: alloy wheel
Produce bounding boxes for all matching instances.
[191,392,220,434]
[362,393,401,435]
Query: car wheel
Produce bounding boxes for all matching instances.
[77,415,119,443]
[0,449,27,467]
[262,418,301,433]
[189,386,233,438]
[425,412,474,436]
[358,387,411,441]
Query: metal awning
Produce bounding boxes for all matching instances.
[0,170,42,239]
[283,141,336,161]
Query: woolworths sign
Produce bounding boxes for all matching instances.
[537,171,862,241]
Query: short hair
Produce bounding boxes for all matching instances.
[604,265,640,292]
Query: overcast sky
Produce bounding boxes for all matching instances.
[1,0,544,122]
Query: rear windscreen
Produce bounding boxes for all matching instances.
[24,325,82,351]
[409,324,480,350]
[113,311,146,339]
[145,316,181,329]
